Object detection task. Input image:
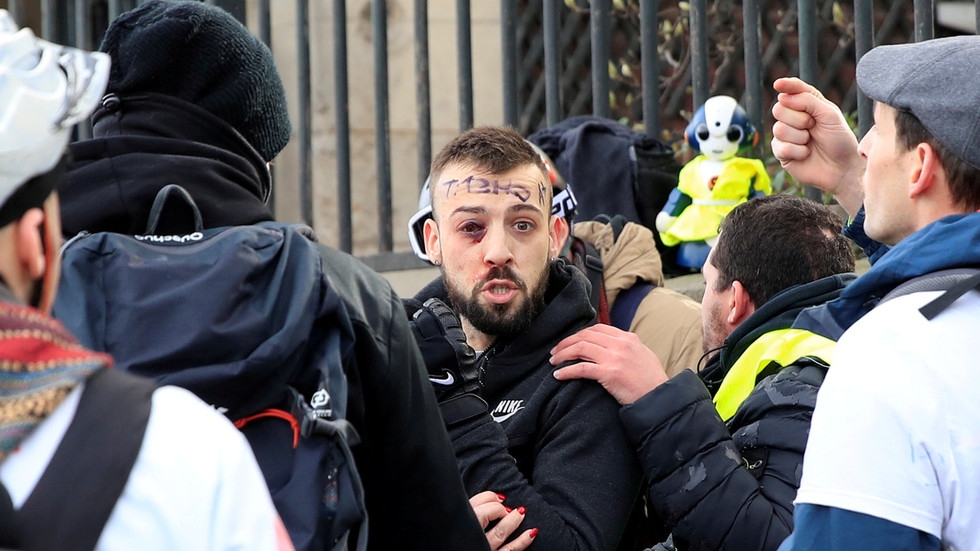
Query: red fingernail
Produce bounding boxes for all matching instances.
[530,528,538,539]
[517,506,526,515]
[497,493,506,501]
[505,507,512,513]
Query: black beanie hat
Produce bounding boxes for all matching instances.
[100,0,291,162]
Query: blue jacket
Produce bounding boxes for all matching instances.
[783,213,980,551]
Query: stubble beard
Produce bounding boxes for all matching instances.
[445,264,550,342]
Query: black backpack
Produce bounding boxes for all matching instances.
[528,116,683,268]
[54,185,368,551]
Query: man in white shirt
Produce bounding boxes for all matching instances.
[771,35,980,551]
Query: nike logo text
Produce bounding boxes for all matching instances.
[491,399,524,423]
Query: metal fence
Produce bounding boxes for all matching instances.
[4,0,975,272]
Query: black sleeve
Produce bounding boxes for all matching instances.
[620,367,820,551]
[319,247,489,551]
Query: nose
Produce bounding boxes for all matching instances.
[857,131,872,159]
[482,226,515,267]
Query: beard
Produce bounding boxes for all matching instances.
[445,264,550,342]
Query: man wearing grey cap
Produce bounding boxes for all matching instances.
[771,36,980,550]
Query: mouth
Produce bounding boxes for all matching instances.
[481,279,520,304]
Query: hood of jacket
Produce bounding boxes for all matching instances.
[61,93,274,237]
[700,272,856,394]
[573,219,664,303]
[415,258,596,392]
[795,212,980,340]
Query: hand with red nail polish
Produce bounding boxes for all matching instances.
[468,491,537,550]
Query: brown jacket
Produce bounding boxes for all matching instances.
[574,220,704,378]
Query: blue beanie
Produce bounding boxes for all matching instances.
[100,0,291,162]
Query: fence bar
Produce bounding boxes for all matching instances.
[373,0,393,251]
[7,0,22,25]
[74,0,93,139]
[501,0,519,127]
[590,0,611,118]
[639,0,659,135]
[976,0,980,40]
[913,0,934,41]
[296,0,313,228]
[41,0,56,40]
[253,0,274,213]
[335,0,353,252]
[854,0,873,137]
[256,0,271,46]
[543,0,561,126]
[797,0,817,83]
[742,0,763,150]
[797,0,820,201]
[415,0,432,189]
[456,0,473,132]
[689,0,709,109]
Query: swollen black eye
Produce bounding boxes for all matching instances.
[696,124,710,141]
[727,126,744,143]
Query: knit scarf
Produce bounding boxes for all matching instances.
[0,299,111,461]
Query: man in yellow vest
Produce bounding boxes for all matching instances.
[551,194,854,551]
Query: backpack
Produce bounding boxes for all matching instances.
[0,368,156,551]
[568,214,657,330]
[528,116,683,268]
[54,185,368,551]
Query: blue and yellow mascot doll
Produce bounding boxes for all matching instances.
[656,95,771,269]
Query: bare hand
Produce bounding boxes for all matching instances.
[469,491,537,551]
[550,324,669,405]
[771,77,865,216]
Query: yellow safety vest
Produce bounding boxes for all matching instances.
[713,328,835,422]
[660,156,772,246]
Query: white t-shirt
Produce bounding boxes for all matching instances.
[0,383,290,551]
[796,290,980,549]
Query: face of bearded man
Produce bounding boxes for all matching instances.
[422,162,561,350]
[444,263,550,343]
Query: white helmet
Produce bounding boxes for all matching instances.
[0,10,109,209]
[407,146,578,263]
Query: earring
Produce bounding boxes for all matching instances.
[433,259,442,266]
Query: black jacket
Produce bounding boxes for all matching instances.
[620,274,855,551]
[415,261,643,551]
[58,94,489,551]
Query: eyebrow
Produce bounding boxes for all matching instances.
[449,203,545,217]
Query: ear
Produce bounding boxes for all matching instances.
[727,280,756,326]
[14,208,46,281]
[423,217,442,265]
[550,216,570,257]
[909,142,938,199]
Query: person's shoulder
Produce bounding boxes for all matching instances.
[145,385,251,453]
[315,242,399,322]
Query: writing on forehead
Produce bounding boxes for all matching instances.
[438,175,547,205]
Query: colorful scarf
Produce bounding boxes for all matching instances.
[0,300,112,461]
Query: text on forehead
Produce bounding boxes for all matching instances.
[439,176,547,205]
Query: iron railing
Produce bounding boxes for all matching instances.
[3,0,974,271]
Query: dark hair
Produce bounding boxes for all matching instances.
[710,195,855,307]
[429,126,549,207]
[894,109,980,212]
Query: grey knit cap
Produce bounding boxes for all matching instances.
[857,35,980,171]
[100,0,291,162]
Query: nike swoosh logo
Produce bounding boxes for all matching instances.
[491,408,523,423]
[429,371,455,385]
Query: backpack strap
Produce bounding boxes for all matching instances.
[879,268,980,320]
[569,236,611,324]
[145,183,204,234]
[609,282,656,331]
[15,368,156,551]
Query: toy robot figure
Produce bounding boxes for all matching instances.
[656,95,771,269]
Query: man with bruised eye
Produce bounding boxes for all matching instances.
[407,126,643,551]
